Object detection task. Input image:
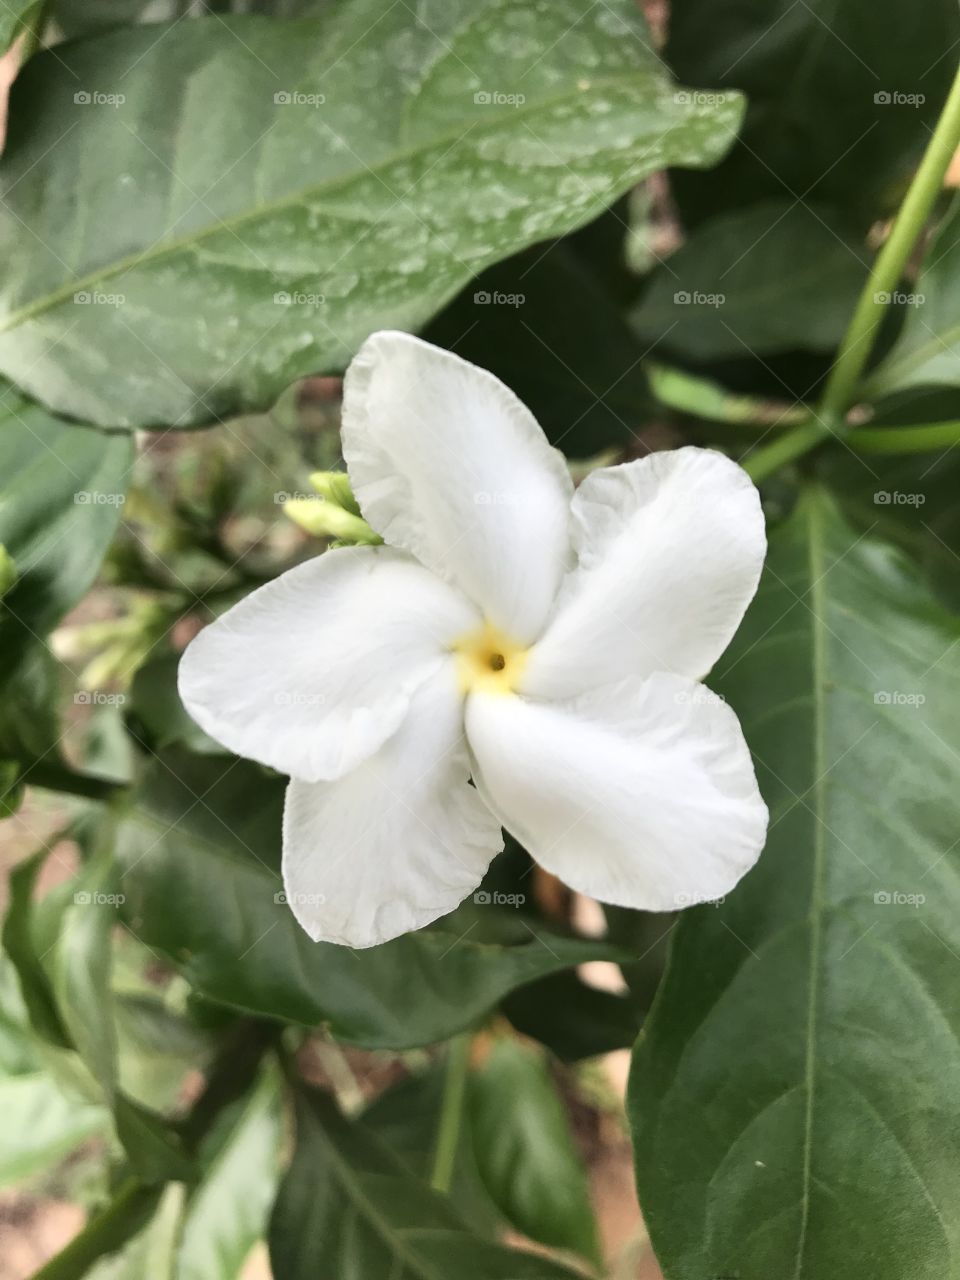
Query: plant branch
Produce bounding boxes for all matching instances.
[742,57,960,482]
[820,59,960,422]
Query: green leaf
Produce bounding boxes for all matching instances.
[0,393,133,687]
[819,446,960,613]
[0,1071,107,1188]
[116,750,625,1049]
[270,1086,584,1280]
[362,1068,500,1237]
[629,488,960,1280]
[177,1067,283,1280]
[3,847,72,1047]
[0,2,741,428]
[52,846,193,1183]
[502,969,639,1062]
[867,199,960,400]
[666,0,960,224]
[468,1038,599,1265]
[631,202,869,359]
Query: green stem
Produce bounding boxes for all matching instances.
[742,58,960,483]
[820,58,960,422]
[742,421,830,483]
[850,420,960,454]
[30,1179,161,1280]
[430,1033,471,1194]
[23,760,129,802]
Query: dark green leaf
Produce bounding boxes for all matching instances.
[502,969,639,1062]
[0,2,741,428]
[666,0,960,225]
[468,1038,599,1265]
[270,1086,584,1279]
[631,202,869,359]
[362,1067,500,1237]
[630,489,960,1280]
[116,750,625,1049]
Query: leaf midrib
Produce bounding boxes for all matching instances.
[0,70,712,335]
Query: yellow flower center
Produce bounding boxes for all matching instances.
[453,621,529,695]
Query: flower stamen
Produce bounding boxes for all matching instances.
[453,622,527,695]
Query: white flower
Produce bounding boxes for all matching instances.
[179,331,768,948]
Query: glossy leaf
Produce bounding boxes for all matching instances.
[0,2,741,427]
[631,202,869,359]
[468,1038,600,1265]
[630,489,960,1279]
[270,1086,584,1280]
[666,0,960,225]
[116,750,625,1050]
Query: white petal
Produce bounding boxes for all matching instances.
[521,447,766,699]
[466,673,767,912]
[282,665,503,947]
[178,546,479,783]
[341,331,573,643]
